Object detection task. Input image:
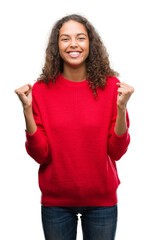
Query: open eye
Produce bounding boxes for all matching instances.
[61,38,69,41]
[78,37,86,40]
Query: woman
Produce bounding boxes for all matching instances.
[15,14,134,240]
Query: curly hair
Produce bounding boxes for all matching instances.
[37,14,119,99]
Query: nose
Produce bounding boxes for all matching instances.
[70,39,78,48]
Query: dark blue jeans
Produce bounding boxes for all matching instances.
[41,205,117,240]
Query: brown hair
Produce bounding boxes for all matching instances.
[37,14,119,99]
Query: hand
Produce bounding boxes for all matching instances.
[116,82,134,110]
[14,84,32,110]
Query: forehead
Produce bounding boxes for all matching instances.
[59,20,88,36]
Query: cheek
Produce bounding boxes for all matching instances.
[86,44,90,54]
[58,46,65,59]
[59,43,69,56]
[80,42,89,53]
[59,40,69,48]
[83,44,89,57]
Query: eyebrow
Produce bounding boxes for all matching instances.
[59,33,87,38]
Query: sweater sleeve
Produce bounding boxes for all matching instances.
[107,83,130,161]
[25,94,51,165]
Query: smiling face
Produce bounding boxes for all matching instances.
[58,20,89,69]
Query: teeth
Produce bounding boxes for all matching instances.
[69,52,80,56]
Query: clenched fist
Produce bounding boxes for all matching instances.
[14,84,32,110]
[116,82,134,110]
[14,84,37,134]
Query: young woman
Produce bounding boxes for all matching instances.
[15,14,134,240]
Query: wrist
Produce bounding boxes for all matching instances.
[23,105,33,115]
[117,104,126,112]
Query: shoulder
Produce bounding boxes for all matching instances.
[97,76,120,99]
[104,76,120,93]
[32,80,45,91]
[106,76,120,87]
[32,80,51,97]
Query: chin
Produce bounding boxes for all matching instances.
[66,59,86,68]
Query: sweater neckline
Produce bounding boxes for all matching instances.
[57,73,89,88]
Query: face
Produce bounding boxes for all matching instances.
[58,20,89,68]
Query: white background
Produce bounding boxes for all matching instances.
[0,0,149,239]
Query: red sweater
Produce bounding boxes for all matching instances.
[25,73,130,207]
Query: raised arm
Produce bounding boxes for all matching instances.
[114,82,134,136]
[14,84,50,165]
[15,84,37,134]
[107,82,134,160]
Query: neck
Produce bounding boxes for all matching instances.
[62,64,87,82]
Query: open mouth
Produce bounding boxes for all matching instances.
[67,51,82,58]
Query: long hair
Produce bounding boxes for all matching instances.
[37,14,119,99]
